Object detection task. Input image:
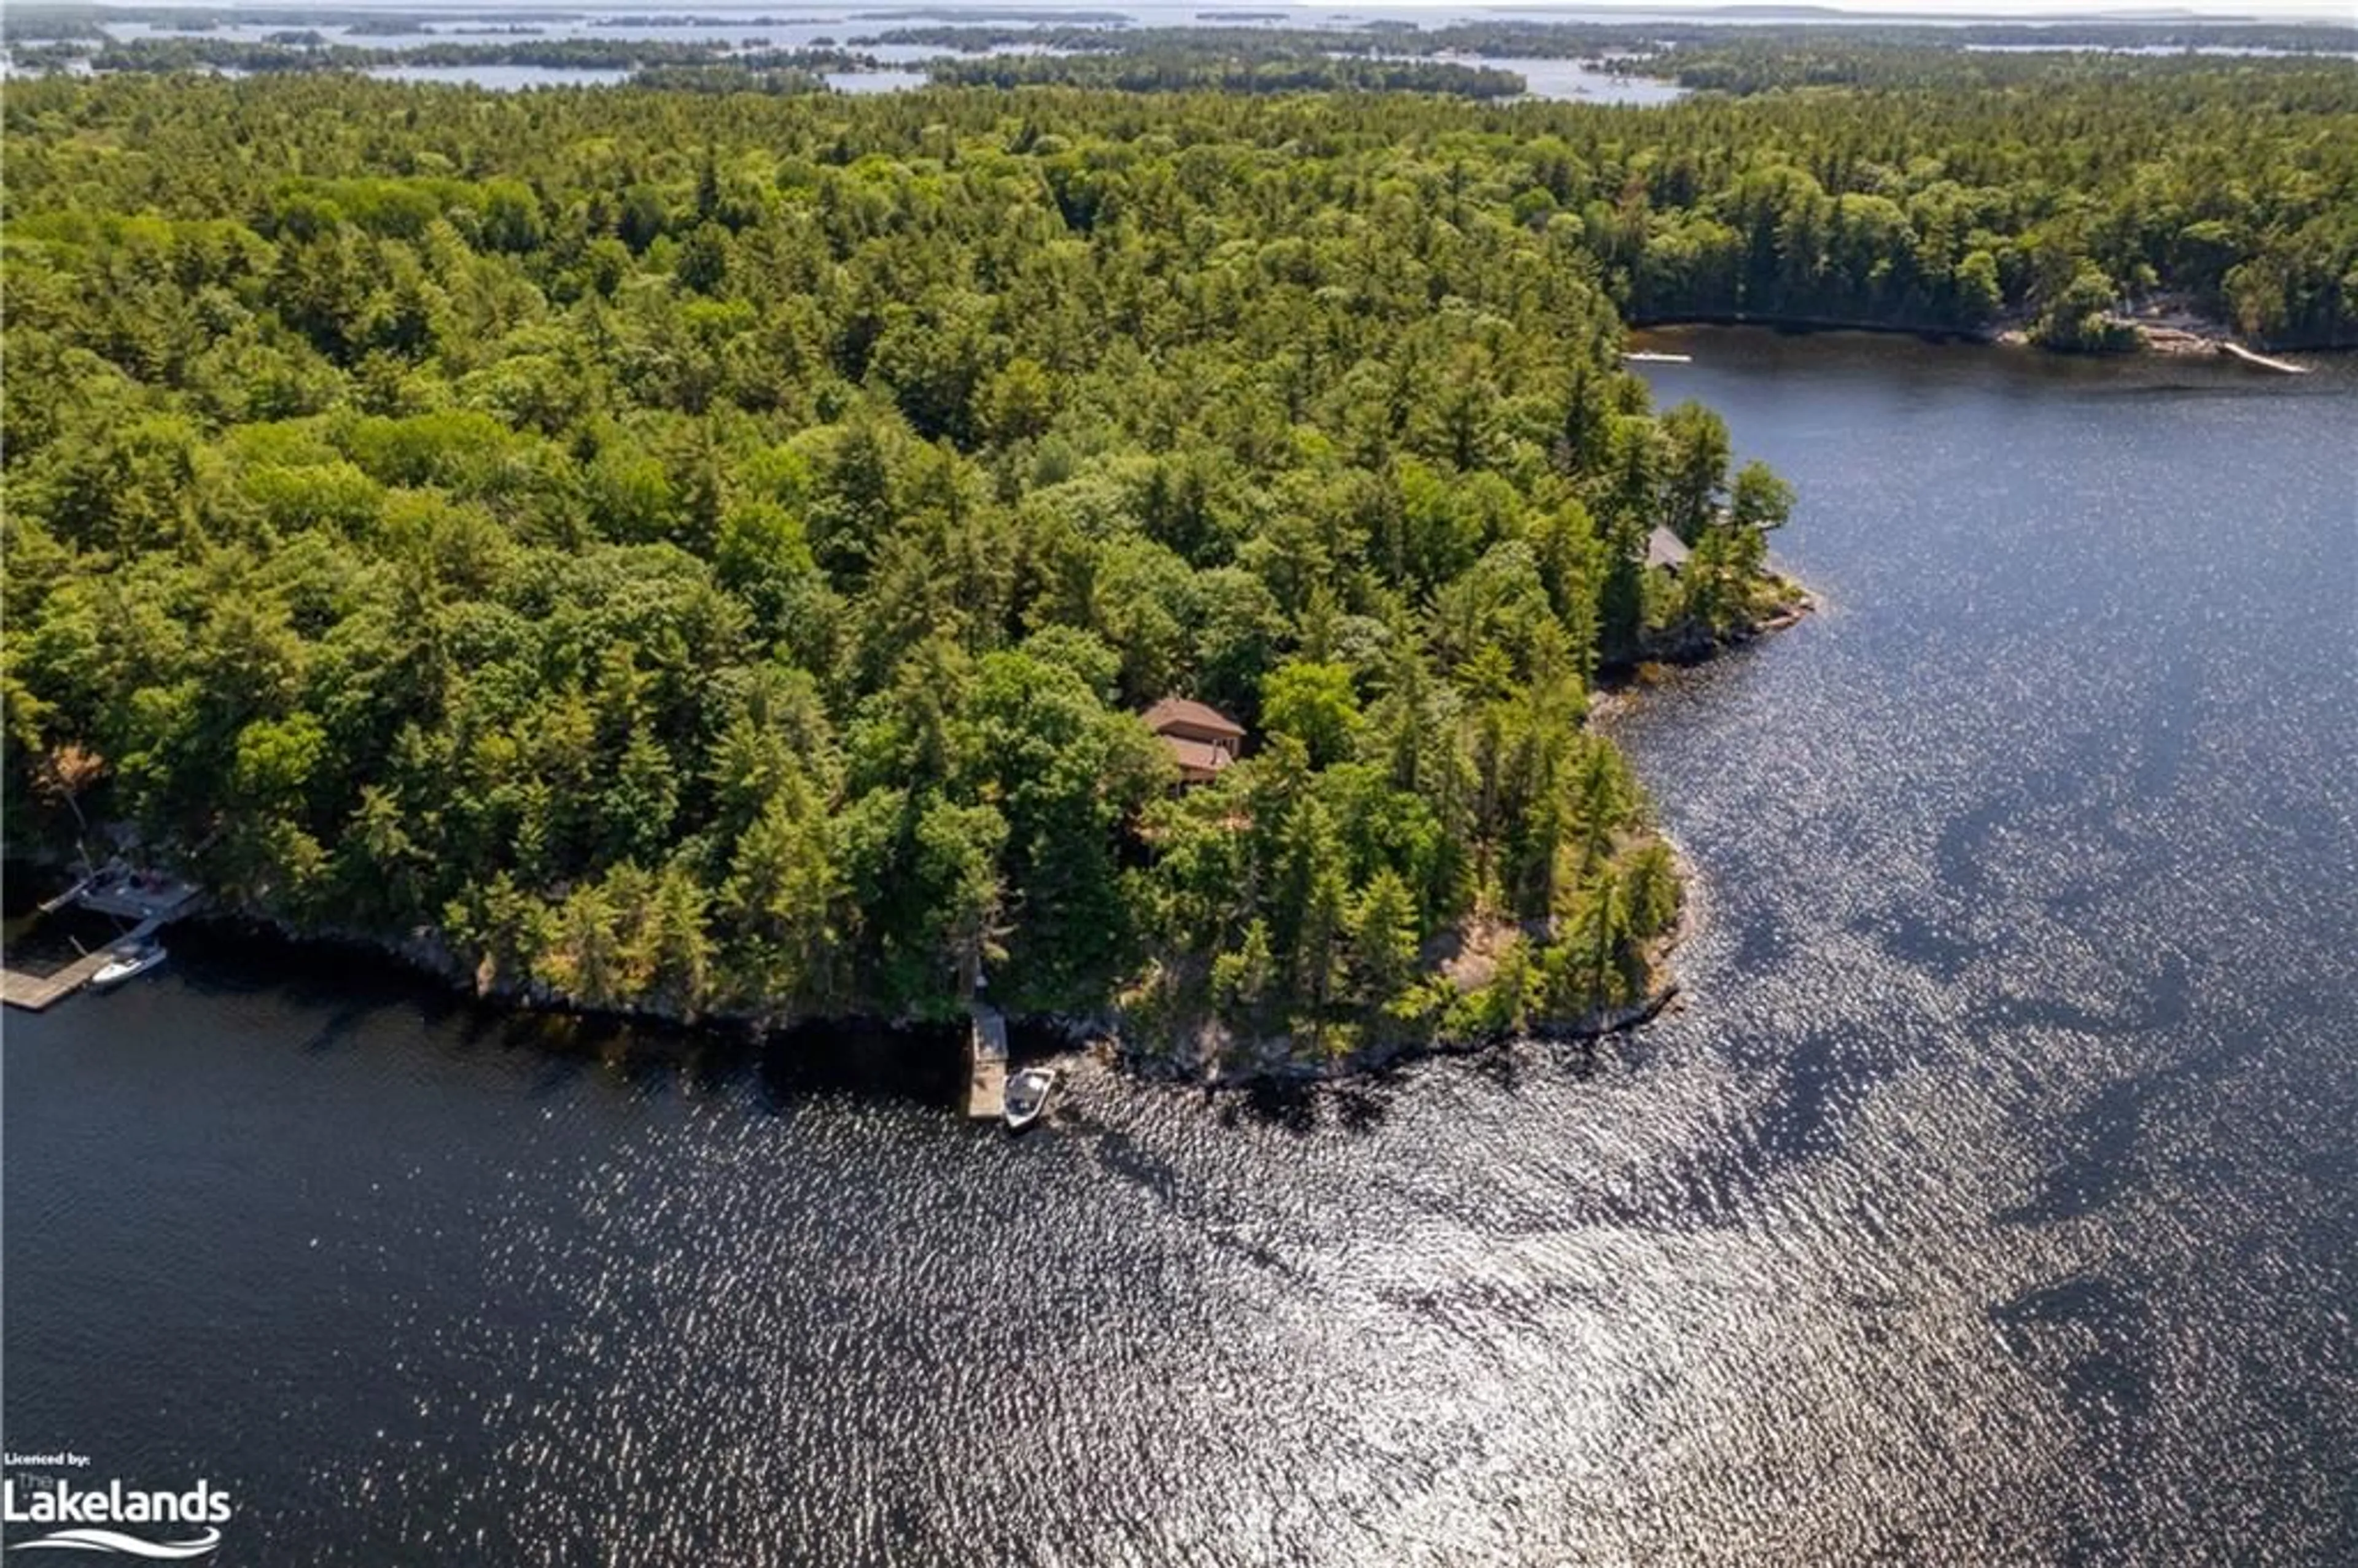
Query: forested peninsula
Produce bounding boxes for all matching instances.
[1,79,1803,1074]
[1,54,2348,1076]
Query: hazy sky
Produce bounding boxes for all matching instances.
[114,0,2358,29]
[1306,0,2357,19]
[117,0,2358,24]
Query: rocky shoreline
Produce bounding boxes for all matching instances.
[1996,313,2320,371]
[1624,575,1814,672]
[1634,307,2340,365]
[152,899,1687,1095]
[1110,845,1700,1090]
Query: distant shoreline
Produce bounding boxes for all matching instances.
[1628,311,2351,362]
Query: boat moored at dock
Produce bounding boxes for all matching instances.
[89,942,169,992]
[1003,1068,1058,1131]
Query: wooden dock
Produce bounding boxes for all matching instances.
[2,917,161,1012]
[2220,342,2309,375]
[965,1004,1008,1119]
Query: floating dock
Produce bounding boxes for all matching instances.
[2,916,163,1012]
[965,1004,1008,1119]
[77,875,202,923]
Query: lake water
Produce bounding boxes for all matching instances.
[6,331,2355,1564]
[58,6,1684,101]
[365,64,633,90]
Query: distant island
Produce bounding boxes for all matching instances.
[2,31,2349,1079]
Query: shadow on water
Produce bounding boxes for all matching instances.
[1990,1270,2158,1461]
[1993,1270,2160,1544]
[1224,1074,1345,1136]
[1727,1029,1908,1193]
[1607,1025,1919,1230]
[0,905,140,971]
[755,1020,964,1114]
[2128,643,2202,801]
[1471,1041,1527,1093]
[1726,909,1794,981]
[1983,953,2289,1230]
[1998,1079,2149,1227]
[43,896,1453,1138]
[1972,950,2192,1041]
[1329,1080,1391,1134]
[2,859,87,922]
[156,915,973,1116]
[1855,904,1983,983]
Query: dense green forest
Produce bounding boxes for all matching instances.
[3,76,1793,1065]
[857,18,2356,62]
[927,47,1525,100]
[16,28,2356,342]
[899,40,2358,342]
[1602,58,2357,345]
[3,52,2350,1066]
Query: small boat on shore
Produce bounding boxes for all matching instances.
[1003,1068,1058,1131]
[89,942,167,991]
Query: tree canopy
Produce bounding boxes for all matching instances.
[23,51,2332,1057]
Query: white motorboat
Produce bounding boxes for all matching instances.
[89,942,167,990]
[1003,1067,1058,1131]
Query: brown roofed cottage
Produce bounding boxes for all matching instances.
[1142,697,1245,786]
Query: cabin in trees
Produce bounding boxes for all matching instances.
[1142,697,1245,787]
[1646,525,1691,575]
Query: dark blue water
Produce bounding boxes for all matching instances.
[6,332,2354,1564]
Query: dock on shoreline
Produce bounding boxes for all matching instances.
[2,867,203,1012]
[966,1004,1008,1119]
[2,916,165,1011]
[2219,342,2311,375]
